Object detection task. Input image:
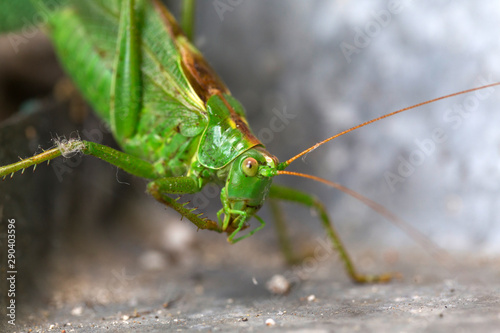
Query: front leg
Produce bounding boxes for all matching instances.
[0,140,158,180]
[216,188,264,243]
[269,184,393,284]
[0,138,227,235]
[147,177,223,233]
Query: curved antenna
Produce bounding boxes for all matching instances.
[280,82,500,169]
[277,170,452,263]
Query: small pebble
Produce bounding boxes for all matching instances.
[162,222,195,252]
[71,306,83,316]
[307,294,316,302]
[265,318,276,326]
[266,274,291,295]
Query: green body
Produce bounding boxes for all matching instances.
[0,0,394,283]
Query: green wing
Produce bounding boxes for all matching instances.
[5,0,260,170]
[34,0,208,120]
[28,0,237,167]
[0,0,38,33]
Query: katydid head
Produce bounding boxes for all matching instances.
[220,146,279,242]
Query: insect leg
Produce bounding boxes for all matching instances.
[147,178,223,233]
[215,189,264,243]
[268,199,302,265]
[0,140,159,180]
[225,212,265,244]
[269,184,393,284]
[181,0,196,41]
[110,0,142,142]
[0,139,225,233]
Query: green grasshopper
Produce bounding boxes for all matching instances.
[0,0,498,284]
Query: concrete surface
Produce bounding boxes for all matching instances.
[3,230,500,332]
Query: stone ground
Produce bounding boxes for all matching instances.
[1,213,500,333]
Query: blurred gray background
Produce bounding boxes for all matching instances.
[192,0,500,254]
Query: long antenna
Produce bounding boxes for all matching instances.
[277,170,452,263]
[280,82,500,169]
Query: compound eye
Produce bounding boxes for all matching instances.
[242,157,258,177]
